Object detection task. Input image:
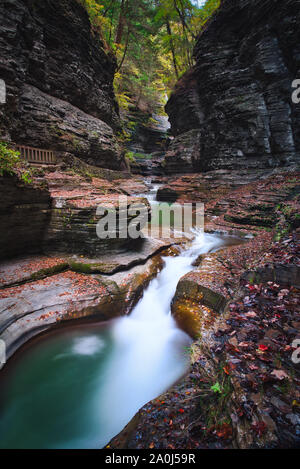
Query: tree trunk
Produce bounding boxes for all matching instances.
[117,26,130,71]
[166,19,179,79]
[115,0,127,44]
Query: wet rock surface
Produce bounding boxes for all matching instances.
[130,153,166,177]
[108,166,299,449]
[171,252,231,339]
[154,169,300,235]
[0,167,151,261]
[16,85,124,170]
[109,232,300,449]
[156,186,178,203]
[0,244,171,363]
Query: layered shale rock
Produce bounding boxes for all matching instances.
[126,110,169,156]
[164,0,300,173]
[0,253,165,362]
[126,112,169,176]
[0,168,151,260]
[0,0,124,169]
[171,252,230,338]
[162,130,201,175]
[0,175,51,259]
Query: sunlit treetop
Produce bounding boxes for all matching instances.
[78,0,220,114]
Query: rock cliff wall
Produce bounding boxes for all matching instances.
[0,175,51,259]
[0,0,124,169]
[165,0,300,173]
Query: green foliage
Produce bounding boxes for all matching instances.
[125,151,136,162]
[0,142,34,184]
[30,263,69,281]
[0,142,21,176]
[79,0,220,114]
[20,171,33,185]
[77,0,110,43]
[195,363,233,431]
[210,382,222,394]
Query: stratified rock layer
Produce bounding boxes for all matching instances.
[0,0,123,169]
[0,166,151,260]
[0,175,51,259]
[0,252,165,362]
[165,0,300,173]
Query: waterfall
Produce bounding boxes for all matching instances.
[96,231,226,446]
[0,209,227,449]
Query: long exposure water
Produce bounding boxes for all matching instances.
[0,230,228,449]
[0,178,235,448]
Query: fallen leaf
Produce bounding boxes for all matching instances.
[258,344,269,352]
[271,370,289,381]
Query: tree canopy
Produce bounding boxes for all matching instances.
[79,0,220,115]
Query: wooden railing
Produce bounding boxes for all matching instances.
[16,144,56,164]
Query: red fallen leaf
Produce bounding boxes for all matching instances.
[223,365,231,375]
[252,421,267,437]
[216,423,233,440]
[178,408,185,413]
[258,344,269,352]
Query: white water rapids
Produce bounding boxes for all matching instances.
[0,189,231,448]
[97,230,227,446]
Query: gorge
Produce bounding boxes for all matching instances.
[0,0,299,451]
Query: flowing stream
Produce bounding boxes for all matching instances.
[0,184,236,449]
